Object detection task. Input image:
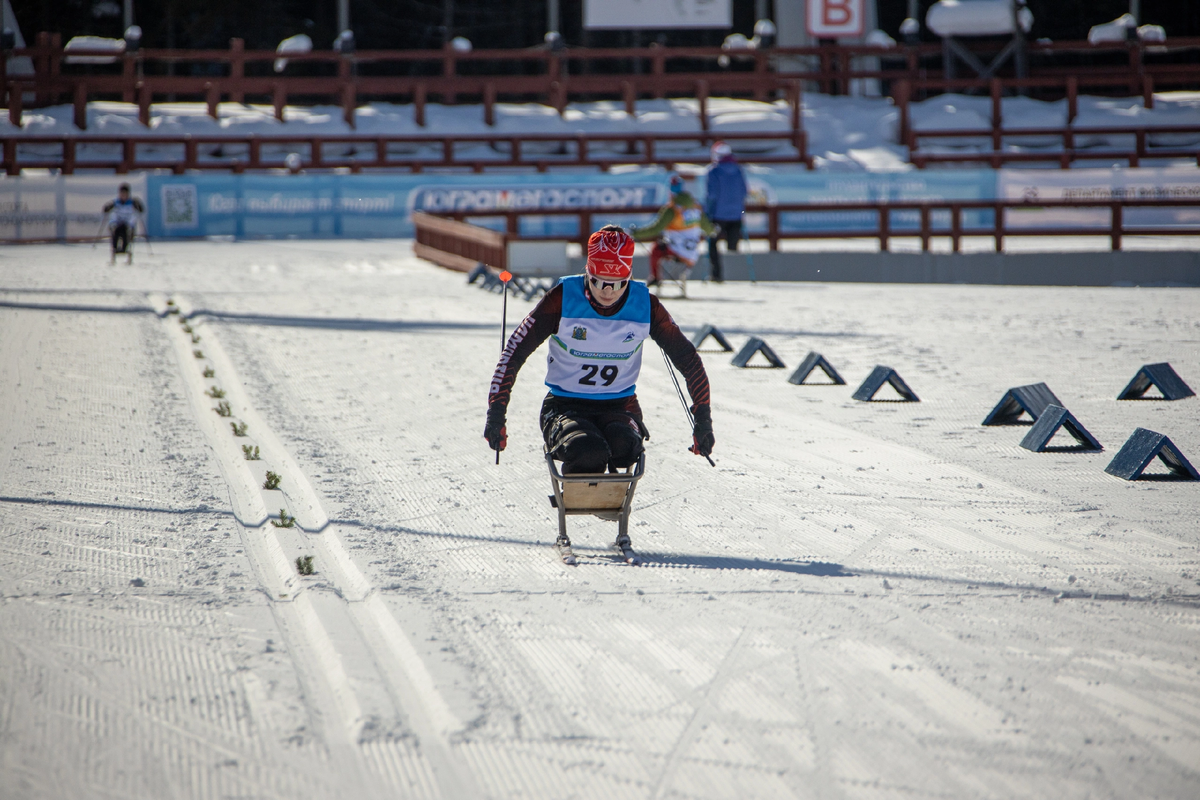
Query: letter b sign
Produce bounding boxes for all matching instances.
[807,0,865,38]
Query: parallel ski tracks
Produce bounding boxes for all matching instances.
[156,294,477,800]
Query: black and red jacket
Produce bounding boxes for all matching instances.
[487,282,710,422]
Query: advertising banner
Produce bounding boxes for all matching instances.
[146,172,669,240]
[584,0,732,30]
[723,168,997,234]
[144,169,996,241]
[0,175,147,242]
[31,167,1200,244]
[998,167,1200,230]
[2,169,1002,243]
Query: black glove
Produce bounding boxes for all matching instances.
[484,406,507,452]
[690,404,714,458]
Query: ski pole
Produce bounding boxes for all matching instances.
[742,219,756,283]
[140,215,154,255]
[494,268,512,465]
[660,346,715,467]
[91,217,107,249]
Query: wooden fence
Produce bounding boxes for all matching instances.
[908,123,1200,169]
[0,128,810,175]
[427,198,1200,255]
[5,32,1199,131]
[894,74,1200,167]
[413,211,507,272]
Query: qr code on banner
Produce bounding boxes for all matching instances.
[161,184,198,229]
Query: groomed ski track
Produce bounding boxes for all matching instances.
[2,240,1199,799]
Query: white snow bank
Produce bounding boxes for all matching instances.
[1088,15,1135,45]
[62,36,125,65]
[274,33,312,73]
[926,0,1031,37]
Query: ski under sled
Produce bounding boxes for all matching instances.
[546,450,645,566]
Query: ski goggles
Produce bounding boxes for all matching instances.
[588,276,628,291]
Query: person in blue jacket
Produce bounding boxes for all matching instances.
[704,142,748,283]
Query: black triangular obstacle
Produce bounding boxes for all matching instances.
[852,366,919,402]
[1117,363,1195,401]
[730,337,786,368]
[691,324,734,352]
[1104,428,1199,480]
[788,351,846,386]
[1019,405,1102,452]
[982,382,1062,425]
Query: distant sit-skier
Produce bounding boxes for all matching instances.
[102,183,145,264]
[631,173,717,288]
[485,225,715,556]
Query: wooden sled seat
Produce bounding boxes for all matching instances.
[546,452,645,535]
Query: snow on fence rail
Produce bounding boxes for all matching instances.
[0,129,811,177]
[5,32,1199,130]
[425,198,1200,255]
[910,124,1200,169]
[896,75,1200,167]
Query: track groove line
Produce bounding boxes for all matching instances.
[155,294,380,798]
[651,627,749,800]
[165,294,481,800]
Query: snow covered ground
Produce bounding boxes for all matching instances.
[2,239,1199,799]
[4,92,1200,171]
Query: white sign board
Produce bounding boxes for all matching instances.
[806,0,865,38]
[584,0,731,30]
[998,167,1200,230]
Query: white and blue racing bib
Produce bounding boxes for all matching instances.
[545,275,651,400]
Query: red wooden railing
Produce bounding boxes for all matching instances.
[0,129,811,176]
[4,33,1198,174]
[413,211,507,272]
[5,32,1199,130]
[894,74,1200,167]
[908,124,1200,169]
[427,198,1200,254]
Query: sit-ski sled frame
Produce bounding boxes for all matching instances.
[652,240,693,299]
[546,450,645,542]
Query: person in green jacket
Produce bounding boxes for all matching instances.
[631,173,717,287]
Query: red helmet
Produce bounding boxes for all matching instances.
[585,228,635,280]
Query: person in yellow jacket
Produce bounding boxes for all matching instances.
[631,173,717,286]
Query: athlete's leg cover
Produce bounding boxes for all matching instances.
[111,223,130,254]
[649,243,669,283]
[545,414,610,474]
[542,396,646,475]
[601,415,644,470]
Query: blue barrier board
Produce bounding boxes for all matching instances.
[147,168,998,240]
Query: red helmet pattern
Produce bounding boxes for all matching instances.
[585,228,635,280]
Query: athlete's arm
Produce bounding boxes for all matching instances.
[632,205,672,241]
[133,199,145,213]
[486,283,562,416]
[102,201,115,213]
[648,296,710,410]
